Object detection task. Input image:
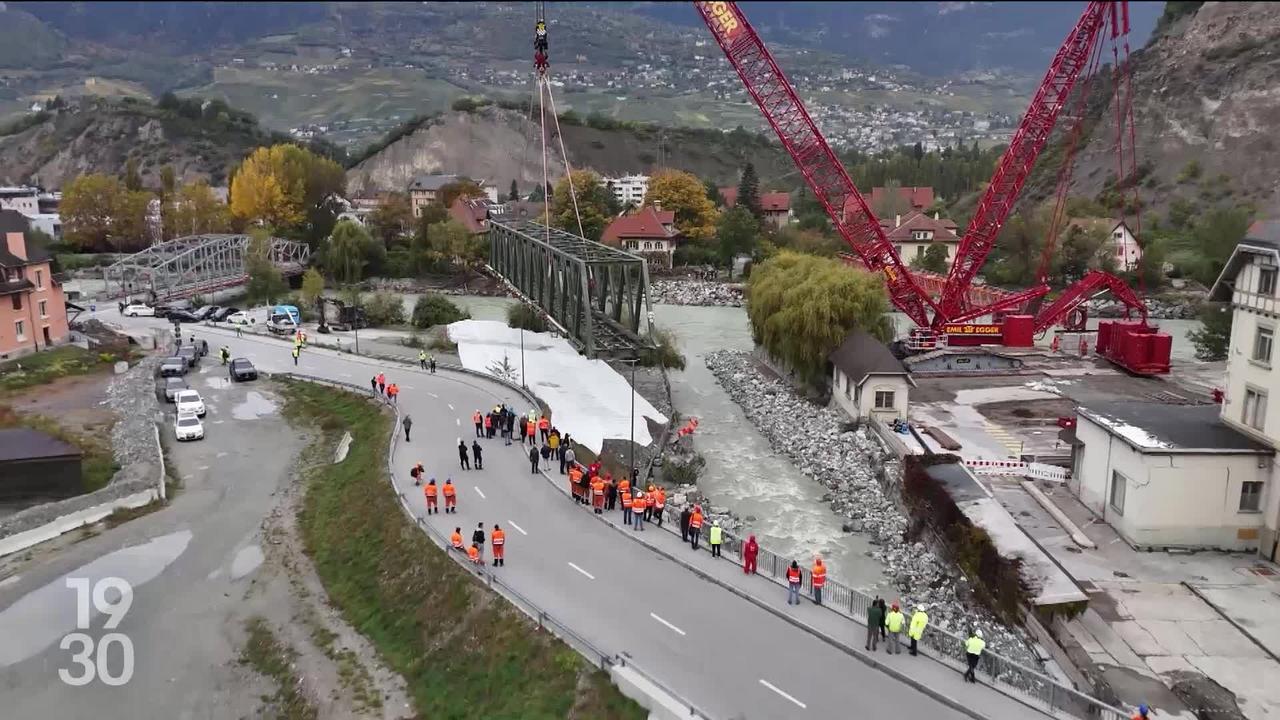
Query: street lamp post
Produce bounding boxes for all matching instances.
[520,326,526,388]
[622,358,638,482]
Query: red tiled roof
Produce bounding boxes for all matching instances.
[720,187,789,212]
[760,192,790,212]
[655,209,675,224]
[880,210,960,243]
[449,197,490,234]
[869,186,934,211]
[601,206,680,245]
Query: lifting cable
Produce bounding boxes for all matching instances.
[531,2,588,242]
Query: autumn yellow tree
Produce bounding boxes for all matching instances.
[165,181,231,239]
[229,144,344,230]
[643,169,718,242]
[551,170,613,242]
[62,173,122,251]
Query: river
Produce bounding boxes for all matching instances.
[451,294,1204,591]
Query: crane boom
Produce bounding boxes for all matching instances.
[694,1,939,328]
[935,1,1118,326]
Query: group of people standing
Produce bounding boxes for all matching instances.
[567,462,667,532]
[370,372,401,404]
[451,522,506,567]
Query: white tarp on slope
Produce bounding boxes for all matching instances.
[447,320,667,453]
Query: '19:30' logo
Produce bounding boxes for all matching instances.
[59,577,135,687]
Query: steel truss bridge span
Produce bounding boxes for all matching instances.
[102,233,310,302]
[487,220,655,359]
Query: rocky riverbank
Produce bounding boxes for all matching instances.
[650,280,744,307]
[705,349,1036,664]
[1091,295,1202,320]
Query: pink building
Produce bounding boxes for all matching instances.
[1,210,69,358]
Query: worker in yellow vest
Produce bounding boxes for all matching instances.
[709,521,723,557]
[963,628,985,682]
[908,605,929,656]
[885,603,906,655]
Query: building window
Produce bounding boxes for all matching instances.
[38,299,47,318]
[1260,267,1278,296]
[1240,481,1264,512]
[1254,325,1274,365]
[1243,388,1268,431]
[1110,471,1127,516]
[14,320,25,340]
[874,390,895,409]
[11,294,21,311]
[843,372,851,398]
[35,269,43,290]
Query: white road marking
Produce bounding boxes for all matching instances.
[456,418,461,426]
[759,679,806,709]
[198,465,209,471]
[402,385,414,390]
[340,372,352,378]
[474,486,486,499]
[567,562,595,581]
[650,612,686,636]
[447,403,454,411]
[427,392,438,398]
[507,521,527,535]
[215,452,228,458]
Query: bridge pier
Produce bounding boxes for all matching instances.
[488,220,655,359]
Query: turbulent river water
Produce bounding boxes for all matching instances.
[452,294,1204,588]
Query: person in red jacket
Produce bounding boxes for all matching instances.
[743,534,759,574]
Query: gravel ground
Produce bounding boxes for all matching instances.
[705,349,1038,665]
[650,280,744,307]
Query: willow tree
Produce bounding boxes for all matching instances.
[747,251,892,386]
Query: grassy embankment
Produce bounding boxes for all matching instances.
[280,380,645,720]
[239,617,319,720]
[0,346,136,493]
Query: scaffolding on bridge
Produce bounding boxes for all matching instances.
[487,220,655,359]
[102,233,310,302]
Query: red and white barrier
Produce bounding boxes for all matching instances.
[963,457,1071,482]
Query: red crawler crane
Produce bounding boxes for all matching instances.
[695,1,1170,375]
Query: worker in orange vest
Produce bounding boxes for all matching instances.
[786,561,803,605]
[631,488,646,531]
[424,478,439,514]
[620,481,634,524]
[491,524,506,566]
[569,465,584,504]
[591,475,605,514]
[483,413,493,438]
[450,527,464,550]
[689,505,705,550]
[538,415,550,442]
[644,484,656,521]
[467,543,482,565]
[386,383,399,404]
[652,486,666,527]
[473,410,483,437]
[811,556,827,605]
[376,372,386,395]
[442,478,457,513]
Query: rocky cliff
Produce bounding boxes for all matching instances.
[0,97,283,188]
[346,105,794,196]
[1066,2,1280,217]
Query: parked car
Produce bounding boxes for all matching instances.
[173,389,206,418]
[225,311,253,325]
[167,309,200,323]
[123,304,155,317]
[192,305,219,320]
[176,345,200,368]
[155,376,189,402]
[157,356,188,377]
[228,358,258,382]
[211,306,240,322]
[174,413,204,441]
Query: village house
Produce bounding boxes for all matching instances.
[718,187,794,229]
[1063,219,1280,558]
[0,210,70,358]
[602,174,649,208]
[449,197,493,235]
[828,329,914,422]
[869,185,934,212]
[600,205,681,268]
[1068,217,1143,272]
[882,210,961,265]
[407,176,499,218]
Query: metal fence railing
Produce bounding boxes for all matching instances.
[624,500,1128,720]
[277,373,713,720]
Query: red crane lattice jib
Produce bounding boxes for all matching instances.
[935,1,1118,327]
[695,1,940,328]
[1032,270,1148,332]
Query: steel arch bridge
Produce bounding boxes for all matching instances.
[102,233,310,302]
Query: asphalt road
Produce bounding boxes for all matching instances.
[0,363,302,719]
[80,316,1014,719]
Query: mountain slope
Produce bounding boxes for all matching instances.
[346,105,794,195]
[0,97,287,188]
[1064,2,1280,217]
